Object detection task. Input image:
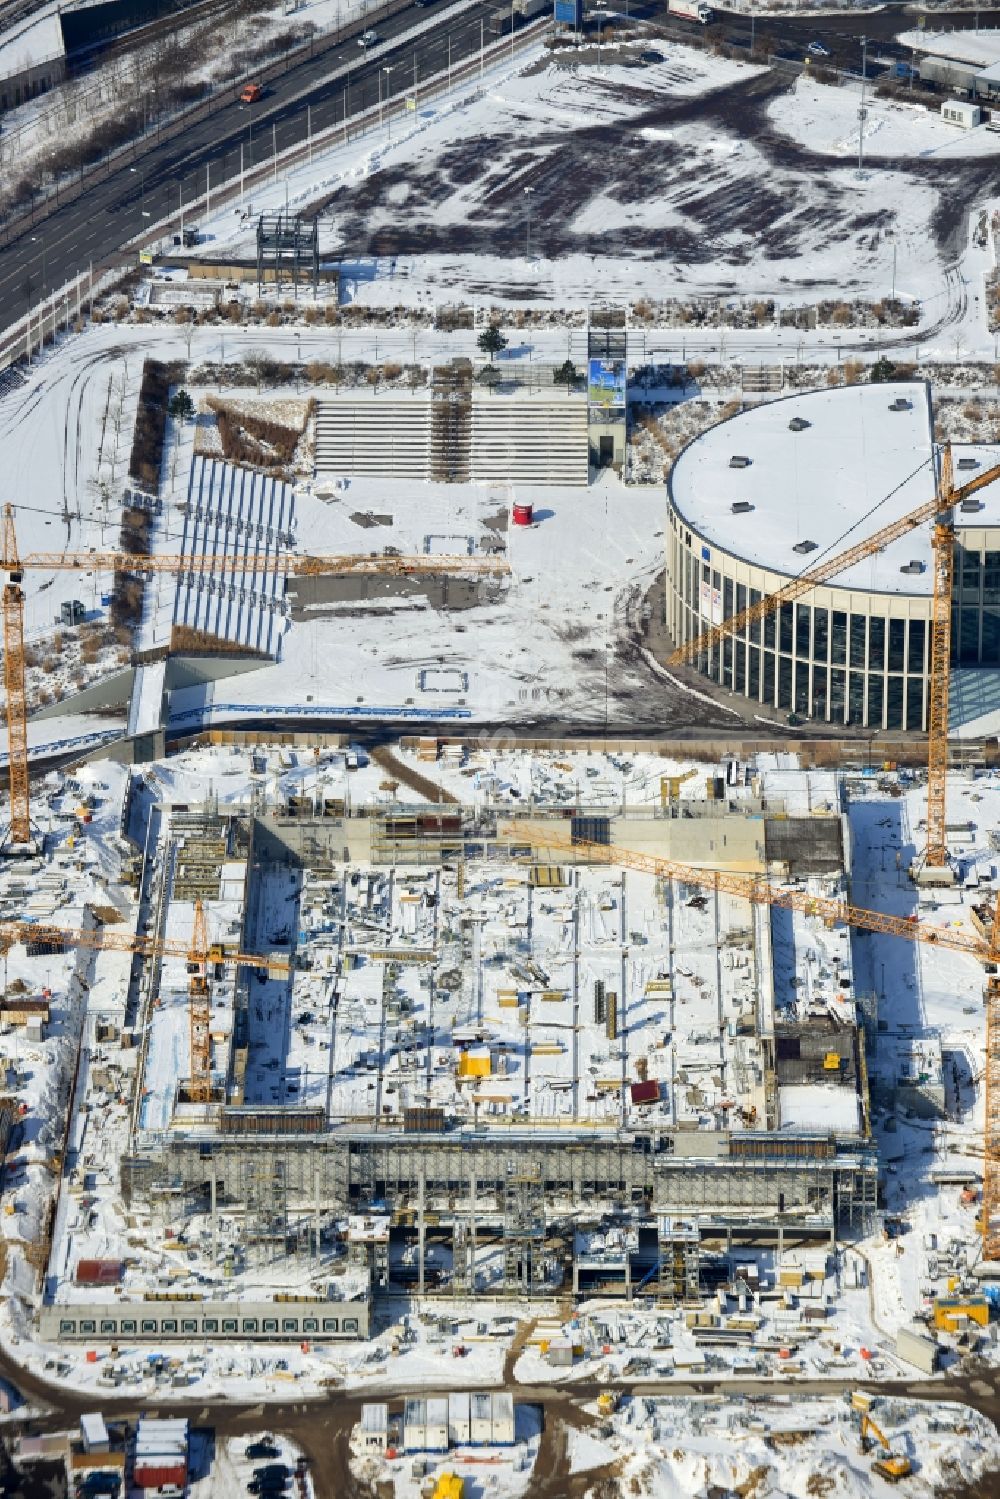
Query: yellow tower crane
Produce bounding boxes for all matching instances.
[0,501,508,851]
[1,505,30,847]
[499,822,1000,1258]
[667,445,1000,871]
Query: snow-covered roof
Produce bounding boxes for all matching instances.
[778,1083,860,1135]
[899,27,1000,70]
[80,1413,108,1448]
[0,11,64,81]
[669,383,1000,597]
[361,1404,387,1432]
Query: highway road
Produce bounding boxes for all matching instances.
[0,0,994,337]
[0,0,522,334]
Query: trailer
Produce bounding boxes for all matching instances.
[668,0,712,21]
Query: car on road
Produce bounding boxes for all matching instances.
[641,50,665,63]
[358,28,378,46]
[240,82,264,103]
[246,1440,280,1461]
[807,40,829,57]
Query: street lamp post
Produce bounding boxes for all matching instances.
[130,166,150,223]
[857,36,868,179]
[30,235,46,297]
[524,186,534,261]
[383,66,395,140]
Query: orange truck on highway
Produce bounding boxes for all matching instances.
[240,82,263,104]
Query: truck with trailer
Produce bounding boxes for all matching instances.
[668,0,713,21]
[490,0,547,36]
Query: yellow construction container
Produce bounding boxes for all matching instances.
[541,990,567,1002]
[645,980,672,996]
[433,1475,464,1499]
[778,1268,805,1289]
[530,1043,564,1056]
[933,1296,990,1331]
[457,1050,491,1079]
[823,1052,842,1071]
[498,996,522,1010]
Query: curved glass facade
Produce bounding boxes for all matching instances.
[666,499,936,731]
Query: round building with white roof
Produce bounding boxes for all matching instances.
[665,381,1000,731]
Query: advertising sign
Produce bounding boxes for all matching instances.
[587,358,626,409]
[554,0,583,25]
[699,579,723,624]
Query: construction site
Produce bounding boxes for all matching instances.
[0,336,999,1393]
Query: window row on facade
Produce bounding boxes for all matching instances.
[56,1313,360,1338]
[669,525,1000,730]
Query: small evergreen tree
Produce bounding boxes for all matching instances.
[870,358,897,385]
[477,325,508,363]
[553,358,579,387]
[168,388,195,421]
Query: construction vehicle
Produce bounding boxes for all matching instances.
[859,1414,912,1482]
[0,501,507,847]
[239,82,263,104]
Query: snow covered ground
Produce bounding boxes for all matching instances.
[769,73,1000,162]
[175,36,997,320]
[574,1392,1000,1499]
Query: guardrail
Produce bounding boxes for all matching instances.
[0,15,549,375]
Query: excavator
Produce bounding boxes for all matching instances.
[859,1413,912,1483]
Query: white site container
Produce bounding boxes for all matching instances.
[942,99,981,128]
[448,1392,471,1446]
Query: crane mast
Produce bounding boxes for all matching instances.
[187,898,212,1103]
[0,501,506,856]
[1,505,30,846]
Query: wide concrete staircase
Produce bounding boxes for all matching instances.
[314,393,431,477]
[471,389,589,485]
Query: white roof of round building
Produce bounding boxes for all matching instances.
[667,382,1000,597]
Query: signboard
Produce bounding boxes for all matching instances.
[699,579,723,624]
[587,358,626,409]
[406,94,416,110]
[139,250,153,266]
[554,0,583,25]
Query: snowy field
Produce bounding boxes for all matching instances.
[179,36,998,319]
[769,74,1000,163]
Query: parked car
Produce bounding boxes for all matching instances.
[807,40,829,57]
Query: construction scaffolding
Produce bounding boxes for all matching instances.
[656,1217,701,1305]
[503,1165,547,1296]
[256,213,320,298]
